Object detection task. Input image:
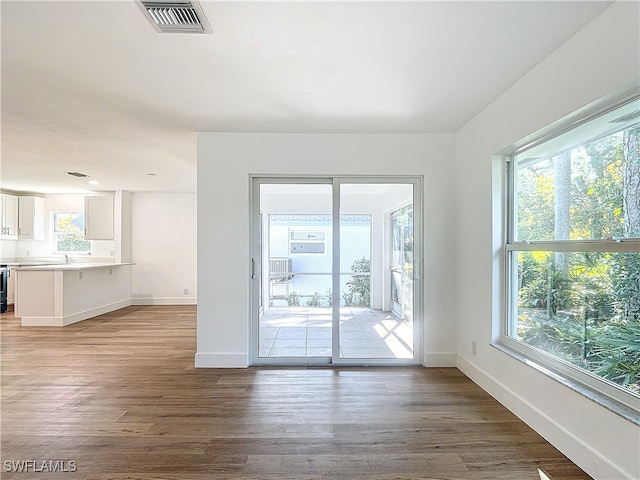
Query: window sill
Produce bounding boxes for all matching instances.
[491,342,640,426]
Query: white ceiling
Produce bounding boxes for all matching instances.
[1,0,612,194]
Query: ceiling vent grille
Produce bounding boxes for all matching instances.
[138,0,212,34]
[66,171,90,178]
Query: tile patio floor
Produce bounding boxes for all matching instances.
[259,307,413,359]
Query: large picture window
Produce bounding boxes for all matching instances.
[505,97,640,411]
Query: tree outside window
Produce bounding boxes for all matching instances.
[508,100,640,401]
[53,212,90,253]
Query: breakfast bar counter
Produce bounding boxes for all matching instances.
[14,263,134,326]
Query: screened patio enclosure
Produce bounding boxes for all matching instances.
[250,178,422,365]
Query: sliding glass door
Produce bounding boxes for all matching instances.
[255,181,333,360]
[250,176,422,365]
[337,182,416,360]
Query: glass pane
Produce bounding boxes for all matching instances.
[258,184,333,358]
[291,231,325,241]
[54,212,85,232]
[512,250,640,394]
[514,120,640,241]
[339,183,414,360]
[53,212,90,252]
[391,205,414,322]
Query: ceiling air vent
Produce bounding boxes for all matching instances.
[138,0,212,34]
[66,171,90,178]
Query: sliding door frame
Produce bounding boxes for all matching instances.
[331,176,422,365]
[249,175,423,366]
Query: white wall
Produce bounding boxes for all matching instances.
[197,133,456,368]
[455,3,639,479]
[0,240,17,260]
[130,192,197,305]
[115,191,132,263]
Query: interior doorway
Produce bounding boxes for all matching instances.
[250,177,422,365]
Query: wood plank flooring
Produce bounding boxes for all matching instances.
[1,306,591,479]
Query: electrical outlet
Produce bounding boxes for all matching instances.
[183,288,189,295]
[472,340,477,356]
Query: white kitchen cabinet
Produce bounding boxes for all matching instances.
[1,194,19,239]
[18,196,46,240]
[85,195,114,240]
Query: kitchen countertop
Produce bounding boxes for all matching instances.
[2,261,63,267]
[12,262,134,271]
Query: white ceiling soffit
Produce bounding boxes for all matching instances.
[137,0,212,34]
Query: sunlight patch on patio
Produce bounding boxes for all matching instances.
[259,307,413,359]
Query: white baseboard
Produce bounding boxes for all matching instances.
[195,352,248,368]
[423,352,456,367]
[132,297,197,305]
[456,354,631,480]
[21,299,131,327]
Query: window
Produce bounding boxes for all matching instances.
[290,229,326,254]
[505,97,640,412]
[53,212,90,253]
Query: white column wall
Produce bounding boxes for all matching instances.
[196,133,456,368]
[130,192,197,305]
[455,3,639,479]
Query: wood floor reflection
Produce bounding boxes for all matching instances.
[1,306,590,479]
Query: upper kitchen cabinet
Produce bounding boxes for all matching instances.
[85,195,114,240]
[1,194,19,239]
[18,196,46,240]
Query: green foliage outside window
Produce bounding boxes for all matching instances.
[54,213,90,253]
[514,122,640,394]
[344,257,371,307]
[517,251,640,392]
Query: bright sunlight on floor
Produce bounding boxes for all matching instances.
[259,307,413,359]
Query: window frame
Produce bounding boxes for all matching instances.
[51,211,91,255]
[289,228,327,255]
[500,94,640,418]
